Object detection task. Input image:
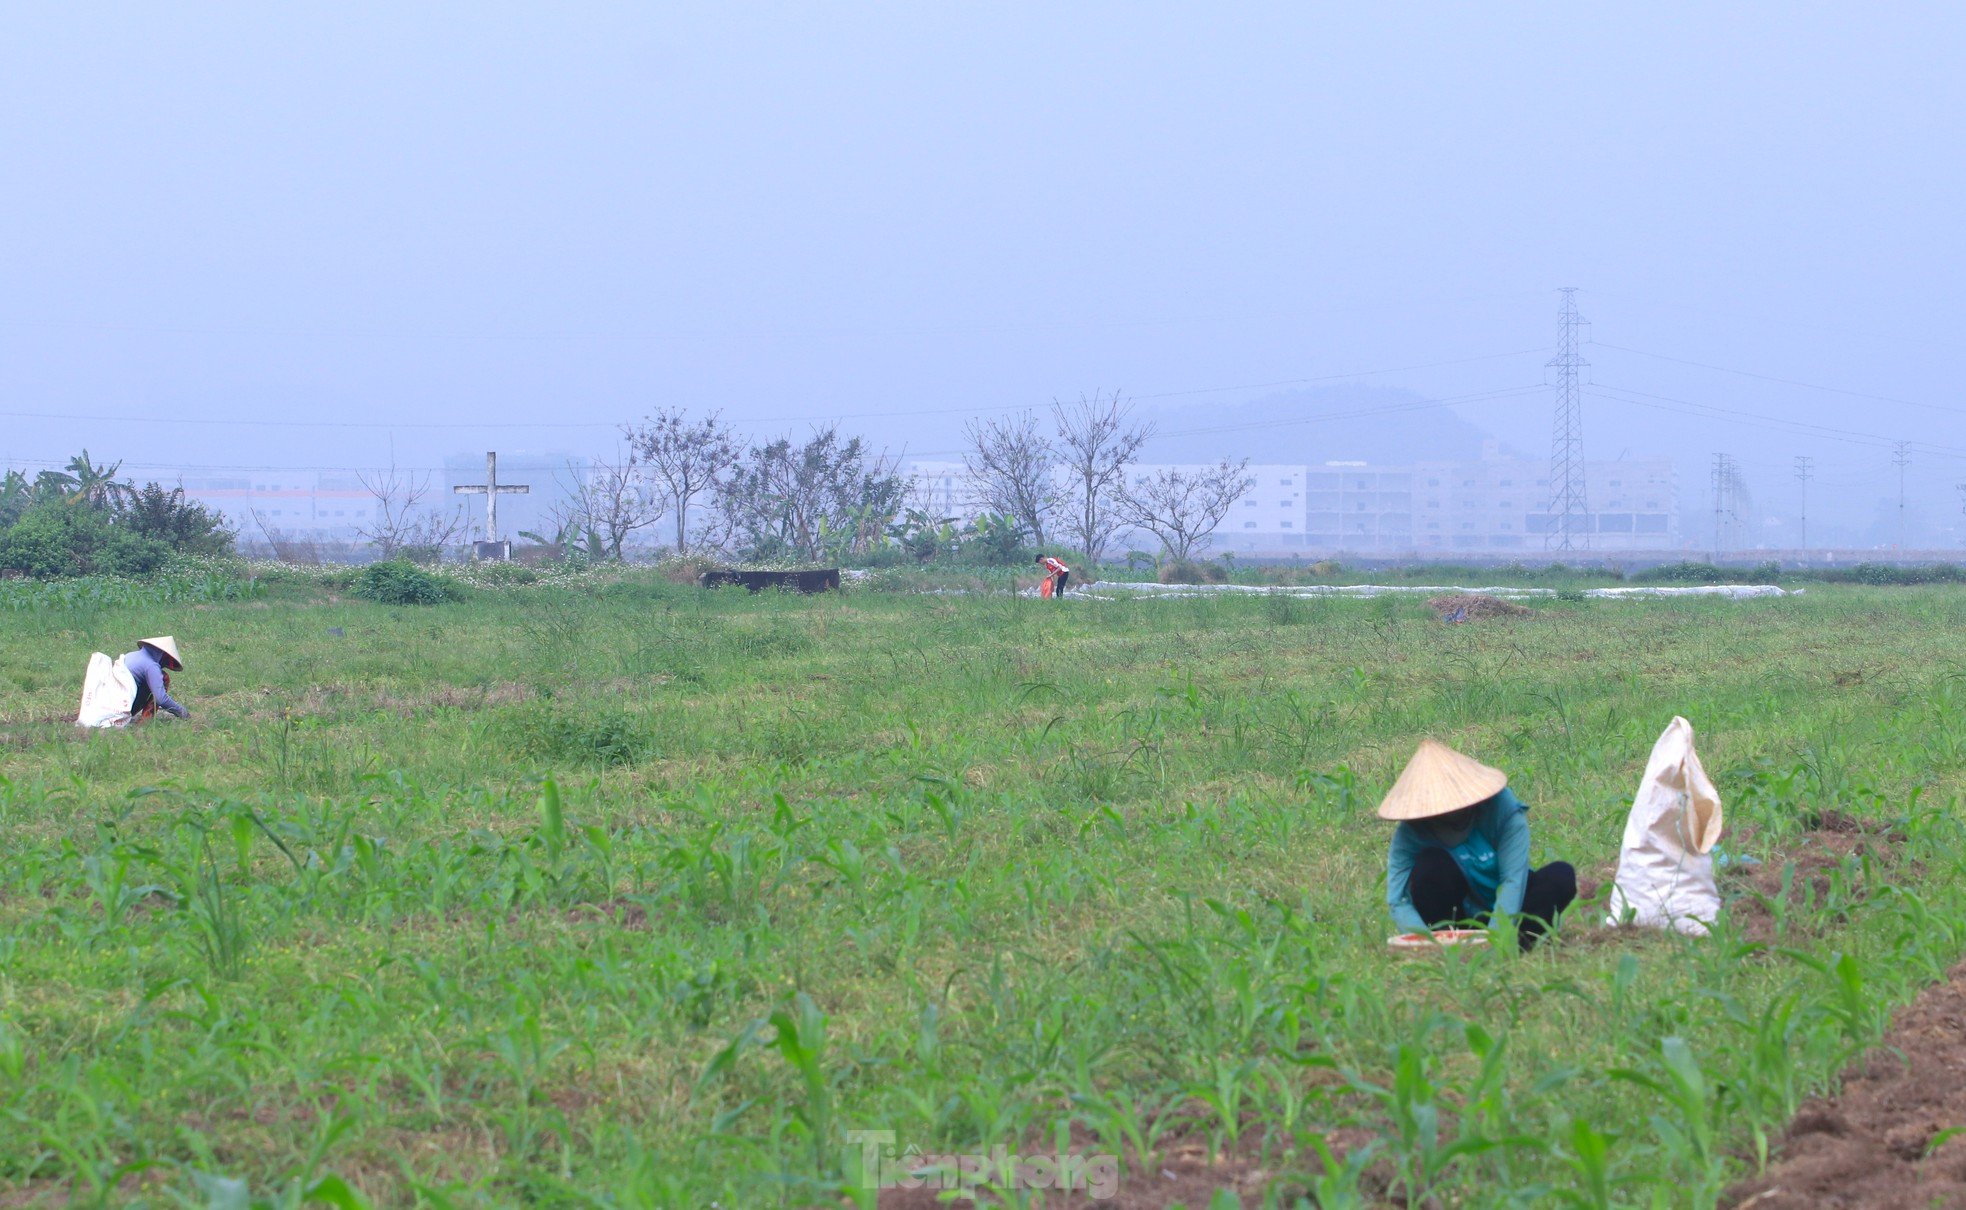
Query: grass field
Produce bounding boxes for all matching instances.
[3,575,1965,1207]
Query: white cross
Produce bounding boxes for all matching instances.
[453,451,529,543]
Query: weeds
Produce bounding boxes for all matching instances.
[0,580,1963,1204]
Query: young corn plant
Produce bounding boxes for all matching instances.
[1609,1036,1726,1207]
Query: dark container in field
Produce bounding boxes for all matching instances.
[700,568,842,594]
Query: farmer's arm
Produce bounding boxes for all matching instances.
[1489,803,1531,920]
[137,661,189,718]
[1385,827,1428,933]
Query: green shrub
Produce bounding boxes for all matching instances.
[0,503,89,577]
[495,703,652,767]
[1821,562,1966,586]
[353,560,464,605]
[469,560,541,586]
[1631,561,1729,584]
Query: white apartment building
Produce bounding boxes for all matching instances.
[908,443,1681,557]
[178,473,376,540]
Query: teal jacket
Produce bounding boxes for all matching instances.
[1385,788,1531,933]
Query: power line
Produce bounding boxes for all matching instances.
[1151,383,1549,441]
[6,381,1556,476]
[1585,384,1966,459]
[1594,342,1966,418]
[0,347,1548,432]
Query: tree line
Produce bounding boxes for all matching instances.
[7,394,1259,575]
[521,392,1255,566]
[0,452,235,577]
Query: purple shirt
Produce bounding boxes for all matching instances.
[123,646,187,718]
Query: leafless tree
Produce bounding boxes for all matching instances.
[248,509,322,565]
[625,407,740,553]
[1117,459,1255,563]
[560,450,664,561]
[355,461,465,559]
[961,410,1058,544]
[1051,390,1154,566]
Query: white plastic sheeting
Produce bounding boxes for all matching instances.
[1064,581,1794,601]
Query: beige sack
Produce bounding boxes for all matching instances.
[1606,716,1723,934]
[76,652,138,729]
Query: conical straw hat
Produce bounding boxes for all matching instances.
[139,636,183,670]
[1377,739,1507,820]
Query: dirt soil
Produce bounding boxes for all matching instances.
[1726,960,1966,1209]
[1722,811,1903,946]
[1427,592,1532,621]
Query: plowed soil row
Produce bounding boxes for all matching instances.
[1727,961,1966,1208]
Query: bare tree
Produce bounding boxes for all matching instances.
[249,509,322,565]
[1051,391,1153,566]
[560,450,664,561]
[356,461,465,559]
[1117,459,1255,563]
[961,411,1058,544]
[625,408,740,553]
[714,425,906,562]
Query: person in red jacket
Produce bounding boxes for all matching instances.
[1036,554,1071,598]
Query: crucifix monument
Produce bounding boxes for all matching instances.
[453,451,529,559]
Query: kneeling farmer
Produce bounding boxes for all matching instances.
[76,635,189,728]
[1381,739,1574,950]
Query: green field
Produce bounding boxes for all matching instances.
[3,575,1964,1206]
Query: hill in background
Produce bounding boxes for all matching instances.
[1138,382,1500,466]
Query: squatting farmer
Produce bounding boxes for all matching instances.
[1380,739,1575,951]
[1036,554,1071,598]
[76,635,189,728]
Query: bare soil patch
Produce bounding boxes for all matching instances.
[1723,811,1904,946]
[1426,593,1531,621]
[1726,961,1966,1209]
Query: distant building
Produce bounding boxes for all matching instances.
[171,452,591,548]
[178,472,375,541]
[907,442,1682,556]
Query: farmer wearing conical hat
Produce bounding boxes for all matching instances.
[1382,740,1574,950]
[123,636,189,721]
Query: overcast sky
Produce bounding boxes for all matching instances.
[5,4,1964,541]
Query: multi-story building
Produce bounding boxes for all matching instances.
[907,443,1681,557]
[178,473,377,541]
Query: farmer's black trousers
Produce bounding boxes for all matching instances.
[1406,848,1576,951]
[1052,571,1070,596]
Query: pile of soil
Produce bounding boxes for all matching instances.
[1726,961,1966,1208]
[1427,592,1532,621]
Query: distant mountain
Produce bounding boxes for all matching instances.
[1137,383,1499,466]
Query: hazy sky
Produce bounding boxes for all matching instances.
[5,4,1965,541]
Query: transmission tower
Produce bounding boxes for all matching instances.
[1957,480,1966,548]
[1710,453,1732,560]
[1893,441,1912,550]
[1545,288,1590,551]
[1793,455,1813,558]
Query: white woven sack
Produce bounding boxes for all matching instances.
[1605,716,1723,934]
[75,652,138,729]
